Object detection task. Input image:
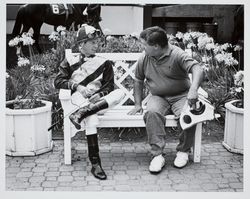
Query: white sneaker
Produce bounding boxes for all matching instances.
[149,154,165,174]
[174,151,189,168]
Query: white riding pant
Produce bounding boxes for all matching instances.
[70,89,125,135]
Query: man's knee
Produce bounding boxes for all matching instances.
[144,111,165,123]
[104,89,125,106]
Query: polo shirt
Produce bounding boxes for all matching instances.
[135,44,199,97]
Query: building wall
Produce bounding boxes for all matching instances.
[152,4,241,43]
[100,5,144,35]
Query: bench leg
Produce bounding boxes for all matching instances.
[193,123,202,163]
[64,116,72,165]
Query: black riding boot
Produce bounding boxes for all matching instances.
[69,99,109,129]
[87,134,107,180]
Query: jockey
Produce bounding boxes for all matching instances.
[54,24,125,180]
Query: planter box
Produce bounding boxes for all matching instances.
[6,100,53,156]
[222,100,243,154]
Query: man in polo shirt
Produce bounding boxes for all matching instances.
[54,24,125,180]
[128,26,204,173]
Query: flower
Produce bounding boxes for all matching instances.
[17,57,30,67]
[230,70,244,108]
[8,36,21,47]
[234,70,244,86]
[30,64,46,73]
[56,25,66,32]
[48,31,60,41]
[20,32,35,46]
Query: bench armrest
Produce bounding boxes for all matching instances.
[198,87,208,99]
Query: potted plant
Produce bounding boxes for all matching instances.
[6,98,53,156]
[6,33,57,156]
[222,70,244,154]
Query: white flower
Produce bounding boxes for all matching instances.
[17,57,30,67]
[215,52,238,67]
[60,31,66,36]
[6,72,10,78]
[235,87,243,93]
[187,43,196,49]
[234,45,243,51]
[167,34,175,41]
[221,43,232,51]
[106,35,114,41]
[56,26,66,32]
[175,32,184,40]
[234,70,244,86]
[123,35,130,40]
[20,32,35,46]
[31,64,46,72]
[48,31,60,41]
[190,31,205,40]
[197,35,214,50]
[183,32,191,42]
[205,43,215,51]
[8,37,21,47]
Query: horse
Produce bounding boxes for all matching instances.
[12,4,102,53]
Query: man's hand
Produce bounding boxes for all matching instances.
[76,85,94,98]
[127,105,143,115]
[187,88,198,110]
[89,93,101,103]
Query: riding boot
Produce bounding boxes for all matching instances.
[69,99,109,130]
[87,134,107,180]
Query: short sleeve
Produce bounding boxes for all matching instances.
[135,53,146,82]
[177,50,200,73]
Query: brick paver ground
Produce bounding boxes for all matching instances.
[5,133,243,192]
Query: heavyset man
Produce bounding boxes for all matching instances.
[54,24,125,180]
[128,26,204,173]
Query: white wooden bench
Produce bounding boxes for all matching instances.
[59,52,208,165]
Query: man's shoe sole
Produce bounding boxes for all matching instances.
[149,164,165,175]
[173,161,188,169]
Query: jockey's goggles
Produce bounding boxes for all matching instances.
[77,28,102,44]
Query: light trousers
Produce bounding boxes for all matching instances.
[144,92,196,157]
[71,89,125,135]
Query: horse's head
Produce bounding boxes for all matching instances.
[86,5,102,25]
[72,4,102,32]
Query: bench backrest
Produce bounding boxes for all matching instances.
[65,50,203,107]
[66,50,148,106]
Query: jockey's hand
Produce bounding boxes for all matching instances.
[89,93,101,103]
[187,88,198,110]
[127,105,143,115]
[76,85,94,98]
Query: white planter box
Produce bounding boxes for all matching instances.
[6,100,53,156]
[222,100,244,154]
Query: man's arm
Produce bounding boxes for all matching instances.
[127,79,144,115]
[54,58,78,91]
[187,64,204,109]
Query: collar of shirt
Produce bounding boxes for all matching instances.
[157,44,173,60]
[80,54,95,63]
[150,43,173,62]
